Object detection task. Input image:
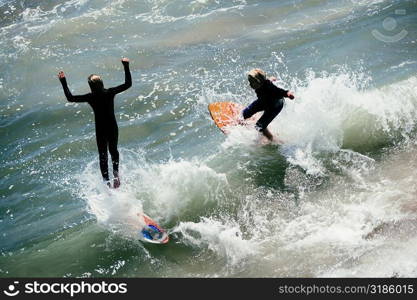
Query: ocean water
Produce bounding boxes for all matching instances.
[1,0,417,277]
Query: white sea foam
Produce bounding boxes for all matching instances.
[214,73,417,175]
[78,148,228,239]
[174,217,257,268]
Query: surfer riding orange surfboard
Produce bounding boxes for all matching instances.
[209,69,295,142]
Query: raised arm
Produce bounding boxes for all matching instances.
[58,71,90,103]
[108,58,132,95]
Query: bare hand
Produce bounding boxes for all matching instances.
[58,71,65,79]
[121,57,129,64]
[287,91,295,100]
[269,76,277,82]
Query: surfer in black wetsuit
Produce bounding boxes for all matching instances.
[242,68,295,142]
[58,58,132,188]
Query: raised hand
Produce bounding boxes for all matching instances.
[58,71,65,79]
[121,57,129,64]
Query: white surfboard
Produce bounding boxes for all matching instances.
[137,213,169,244]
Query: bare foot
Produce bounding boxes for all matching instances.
[271,138,285,145]
[113,177,120,189]
[261,128,274,141]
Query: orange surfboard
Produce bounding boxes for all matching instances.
[208,102,259,134]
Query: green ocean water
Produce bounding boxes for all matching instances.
[1,0,417,277]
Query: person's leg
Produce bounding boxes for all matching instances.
[242,99,263,120]
[261,127,274,141]
[96,133,110,183]
[108,126,120,188]
[255,99,284,141]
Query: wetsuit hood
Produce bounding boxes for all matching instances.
[88,74,104,93]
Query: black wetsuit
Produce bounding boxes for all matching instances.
[243,80,288,131]
[59,62,132,181]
